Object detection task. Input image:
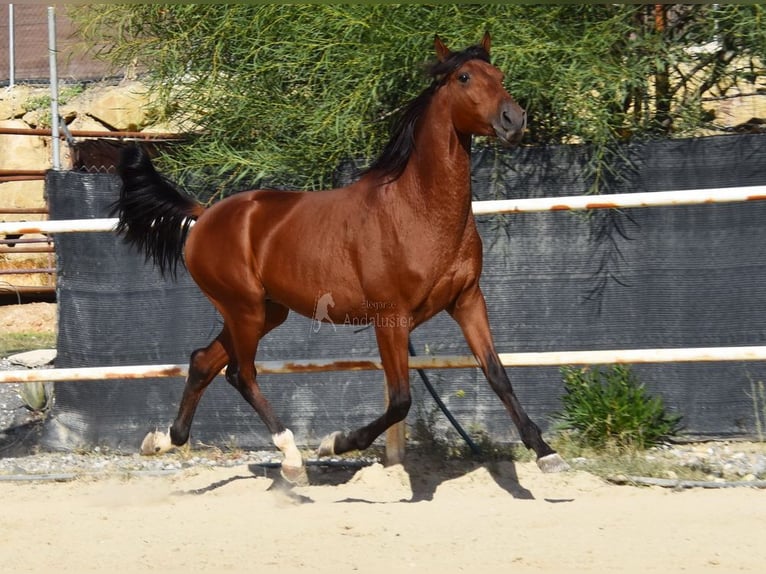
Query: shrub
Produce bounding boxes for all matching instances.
[556,365,682,450]
[72,4,766,191]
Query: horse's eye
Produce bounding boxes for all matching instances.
[458,72,470,84]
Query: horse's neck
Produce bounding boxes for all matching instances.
[398,104,474,224]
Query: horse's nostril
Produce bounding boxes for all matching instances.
[503,109,524,130]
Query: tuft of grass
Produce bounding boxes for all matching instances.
[550,433,708,481]
[0,332,57,357]
[20,85,85,128]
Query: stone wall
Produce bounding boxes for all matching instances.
[1,79,169,185]
[0,80,175,289]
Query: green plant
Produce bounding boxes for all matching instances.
[19,381,53,412]
[21,85,84,112]
[70,4,766,192]
[555,365,682,450]
[21,85,85,128]
[0,332,57,357]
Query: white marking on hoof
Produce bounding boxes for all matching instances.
[317,431,342,457]
[537,453,571,473]
[140,428,174,456]
[281,464,309,487]
[273,429,304,476]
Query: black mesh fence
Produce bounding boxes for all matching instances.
[43,134,766,452]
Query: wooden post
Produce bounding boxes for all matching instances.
[384,375,406,465]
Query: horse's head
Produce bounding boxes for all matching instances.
[434,32,526,146]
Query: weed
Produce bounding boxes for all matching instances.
[20,85,85,127]
[551,432,708,481]
[555,364,682,451]
[0,332,57,357]
[19,381,53,412]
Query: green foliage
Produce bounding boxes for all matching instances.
[69,4,766,192]
[22,85,84,113]
[19,382,53,412]
[0,332,56,357]
[556,365,682,450]
[21,85,85,128]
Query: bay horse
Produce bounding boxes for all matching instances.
[114,33,569,483]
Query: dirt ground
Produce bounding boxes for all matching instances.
[1,457,765,574]
[1,303,764,573]
[0,302,56,334]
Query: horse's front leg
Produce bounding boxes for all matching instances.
[317,320,411,461]
[449,283,569,473]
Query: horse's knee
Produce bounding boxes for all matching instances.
[389,388,412,422]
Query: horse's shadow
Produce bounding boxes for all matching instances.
[400,453,535,502]
[176,453,536,503]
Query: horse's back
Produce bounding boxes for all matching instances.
[184,189,303,283]
[183,186,367,315]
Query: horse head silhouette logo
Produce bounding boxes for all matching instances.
[312,292,337,333]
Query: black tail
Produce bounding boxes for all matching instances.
[113,145,204,278]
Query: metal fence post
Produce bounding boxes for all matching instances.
[47,5,60,170]
[7,4,15,87]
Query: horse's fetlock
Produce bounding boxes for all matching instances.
[169,424,189,446]
[224,365,239,389]
[318,431,347,456]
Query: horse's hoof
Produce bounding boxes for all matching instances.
[316,431,342,457]
[537,453,571,473]
[140,429,173,455]
[281,464,309,487]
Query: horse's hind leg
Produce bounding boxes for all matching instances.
[221,300,307,484]
[140,328,231,455]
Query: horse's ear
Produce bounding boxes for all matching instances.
[434,35,451,62]
[481,31,492,55]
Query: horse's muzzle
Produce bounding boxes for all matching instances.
[493,101,526,146]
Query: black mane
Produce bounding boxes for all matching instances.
[363,43,491,182]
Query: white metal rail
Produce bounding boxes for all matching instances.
[2,184,766,385]
[2,185,766,235]
[3,346,766,384]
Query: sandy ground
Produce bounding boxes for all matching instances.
[0,302,56,334]
[2,303,764,572]
[1,456,764,574]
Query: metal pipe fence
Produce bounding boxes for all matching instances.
[2,184,766,236]
[2,184,766,384]
[3,345,766,385]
